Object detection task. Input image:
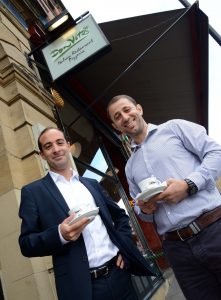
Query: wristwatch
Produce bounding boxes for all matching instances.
[184,178,198,196]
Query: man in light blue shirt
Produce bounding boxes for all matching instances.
[107,94,221,300]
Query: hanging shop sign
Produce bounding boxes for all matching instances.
[42,14,110,81]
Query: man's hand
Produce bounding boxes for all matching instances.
[136,199,158,214]
[116,253,124,269]
[155,178,188,204]
[60,213,90,241]
[148,178,188,204]
[136,178,189,214]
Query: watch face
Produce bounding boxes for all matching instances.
[189,185,198,195]
[184,179,198,195]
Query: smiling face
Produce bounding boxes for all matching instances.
[108,97,148,143]
[39,128,71,173]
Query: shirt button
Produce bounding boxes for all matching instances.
[167,211,170,215]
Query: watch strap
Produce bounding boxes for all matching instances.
[184,178,198,196]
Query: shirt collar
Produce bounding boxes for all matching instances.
[49,169,79,183]
[131,123,158,152]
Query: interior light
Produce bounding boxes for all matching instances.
[48,15,69,32]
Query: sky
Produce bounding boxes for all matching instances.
[61,0,221,144]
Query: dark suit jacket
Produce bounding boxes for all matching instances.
[19,174,155,300]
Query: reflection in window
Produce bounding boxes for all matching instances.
[36,0,64,24]
[83,148,108,181]
[20,0,65,26]
[0,0,27,28]
[61,102,119,200]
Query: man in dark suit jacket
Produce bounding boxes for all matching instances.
[19,127,155,300]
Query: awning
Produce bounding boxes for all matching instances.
[54,2,208,143]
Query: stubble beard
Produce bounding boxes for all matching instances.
[49,156,70,172]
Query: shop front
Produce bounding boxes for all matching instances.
[35,2,208,297]
[0,0,209,299]
[47,0,208,273]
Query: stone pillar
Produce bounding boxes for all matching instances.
[0,6,57,300]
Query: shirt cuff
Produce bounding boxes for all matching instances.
[58,224,69,245]
[187,170,216,191]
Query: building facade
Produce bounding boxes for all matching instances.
[0,4,59,299]
[0,2,163,299]
[1,1,219,299]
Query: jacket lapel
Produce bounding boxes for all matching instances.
[41,174,110,220]
[42,173,69,214]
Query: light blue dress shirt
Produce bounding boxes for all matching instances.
[126,119,221,235]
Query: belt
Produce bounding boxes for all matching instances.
[90,255,117,280]
[163,205,221,242]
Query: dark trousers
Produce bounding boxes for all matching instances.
[91,265,138,300]
[163,219,221,300]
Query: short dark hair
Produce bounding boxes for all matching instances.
[106,95,137,120]
[37,127,66,152]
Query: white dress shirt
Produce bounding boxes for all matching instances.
[49,170,119,268]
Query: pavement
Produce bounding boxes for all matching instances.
[150,267,186,300]
[163,268,186,300]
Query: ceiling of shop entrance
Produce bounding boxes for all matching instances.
[57,2,208,145]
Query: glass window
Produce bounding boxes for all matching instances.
[0,0,27,28]
[83,148,108,182]
[58,100,121,202]
[21,0,65,26]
